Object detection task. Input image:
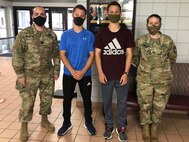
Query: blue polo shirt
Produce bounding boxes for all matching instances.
[59,28,94,76]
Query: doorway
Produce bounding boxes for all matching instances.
[13,7,73,41]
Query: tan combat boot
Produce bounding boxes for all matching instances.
[41,114,55,132]
[142,125,150,142]
[151,123,159,142]
[20,122,28,141]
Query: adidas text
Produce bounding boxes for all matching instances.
[103,49,124,55]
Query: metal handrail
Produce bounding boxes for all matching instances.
[0,37,15,40]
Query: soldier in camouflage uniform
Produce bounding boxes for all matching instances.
[12,6,60,141]
[132,14,177,142]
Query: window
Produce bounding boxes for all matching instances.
[0,7,7,38]
[17,10,30,33]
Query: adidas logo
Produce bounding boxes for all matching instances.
[103,38,124,55]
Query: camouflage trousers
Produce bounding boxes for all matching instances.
[137,82,171,125]
[16,73,54,122]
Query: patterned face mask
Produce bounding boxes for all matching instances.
[147,24,161,35]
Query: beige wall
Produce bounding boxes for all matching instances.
[135,0,189,63]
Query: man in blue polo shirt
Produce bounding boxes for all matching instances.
[57,4,96,136]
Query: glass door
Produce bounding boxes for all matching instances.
[51,8,73,41]
[17,10,31,33]
[0,7,14,54]
[51,8,67,41]
[13,7,72,42]
[0,7,7,38]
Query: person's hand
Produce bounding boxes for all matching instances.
[71,70,77,79]
[54,75,59,80]
[119,74,128,85]
[99,72,107,84]
[74,71,84,80]
[17,77,26,86]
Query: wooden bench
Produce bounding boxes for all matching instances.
[127,63,189,111]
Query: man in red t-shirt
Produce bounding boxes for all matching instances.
[94,1,134,142]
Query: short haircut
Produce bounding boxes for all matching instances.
[32,6,45,14]
[107,1,121,12]
[147,14,162,23]
[73,4,87,15]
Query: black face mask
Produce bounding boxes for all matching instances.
[33,16,46,26]
[73,17,85,26]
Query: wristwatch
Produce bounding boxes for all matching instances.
[123,72,129,76]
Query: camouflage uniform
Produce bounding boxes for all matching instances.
[12,24,60,122]
[132,33,177,125]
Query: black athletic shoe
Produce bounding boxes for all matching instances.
[116,127,127,142]
[57,123,73,136]
[84,123,96,135]
[103,126,114,139]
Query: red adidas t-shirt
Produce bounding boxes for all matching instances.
[94,26,135,81]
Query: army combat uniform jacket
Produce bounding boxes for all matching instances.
[12,24,60,78]
[133,33,177,85]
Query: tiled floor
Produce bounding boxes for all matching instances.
[0,56,189,142]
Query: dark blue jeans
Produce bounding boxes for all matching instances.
[62,74,93,124]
